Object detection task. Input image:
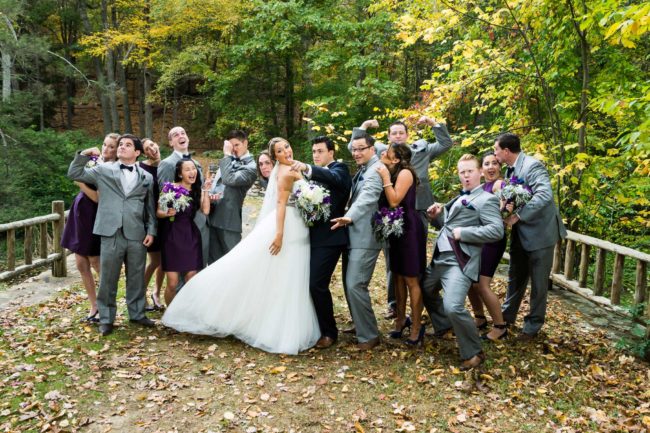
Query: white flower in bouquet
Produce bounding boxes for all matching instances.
[293,182,332,227]
[159,182,192,221]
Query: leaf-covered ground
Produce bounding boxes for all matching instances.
[1,198,649,433]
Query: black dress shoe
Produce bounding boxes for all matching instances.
[99,323,113,336]
[129,317,155,327]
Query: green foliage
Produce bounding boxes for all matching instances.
[0,128,97,224]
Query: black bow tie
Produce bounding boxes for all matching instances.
[505,166,514,178]
[459,190,471,196]
[411,143,418,150]
[120,164,134,172]
[232,156,241,162]
[181,154,191,159]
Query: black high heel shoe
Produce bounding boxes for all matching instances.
[388,316,412,339]
[474,314,489,330]
[82,310,99,323]
[405,323,426,346]
[481,323,508,341]
[151,294,164,311]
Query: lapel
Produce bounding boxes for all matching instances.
[110,162,126,196]
[514,152,526,179]
[446,188,481,222]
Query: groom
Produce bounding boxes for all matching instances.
[291,136,352,349]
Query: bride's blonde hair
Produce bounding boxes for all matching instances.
[268,137,289,162]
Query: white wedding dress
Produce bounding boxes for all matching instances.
[162,166,320,355]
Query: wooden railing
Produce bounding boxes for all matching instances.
[0,201,68,282]
[551,230,650,339]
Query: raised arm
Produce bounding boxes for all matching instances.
[219,157,257,188]
[67,148,100,186]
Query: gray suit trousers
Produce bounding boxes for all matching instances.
[501,230,554,335]
[97,230,147,324]
[208,227,242,264]
[343,248,381,343]
[422,252,481,360]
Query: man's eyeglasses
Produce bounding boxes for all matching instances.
[351,145,373,153]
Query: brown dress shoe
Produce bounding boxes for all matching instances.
[459,352,486,371]
[356,337,380,351]
[315,336,335,349]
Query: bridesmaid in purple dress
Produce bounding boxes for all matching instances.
[157,159,211,305]
[377,144,427,346]
[467,151,509,340]
[61,133,118,321]
[139,138,164,310]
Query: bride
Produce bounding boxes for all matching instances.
[162,137,321,354]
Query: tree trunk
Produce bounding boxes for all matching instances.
[172,37,181,126]
[102,0,120,131]
[284,55,294,138]
[80,0,111,133]
[144,65,153,138]
[117,50,132,133]
[1,49,11,102]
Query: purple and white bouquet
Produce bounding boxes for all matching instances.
[85,156,99,168]
[372,207,405,241]
[497,176,532,216]
[294,182,332,227]
[159,182,192,222]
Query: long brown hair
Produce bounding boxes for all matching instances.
[389,143,418,185]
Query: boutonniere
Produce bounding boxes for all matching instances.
[461,199,476,210]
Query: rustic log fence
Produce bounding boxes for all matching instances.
[0,201,68,282]
[551,230,650,339]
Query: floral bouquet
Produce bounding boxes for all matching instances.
[159,182,192,222]
[294,182,332,227]
[372,207,405,241]
[497,176,532,217]
[85,156,99,168]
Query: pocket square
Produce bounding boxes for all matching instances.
[461,199,476,210]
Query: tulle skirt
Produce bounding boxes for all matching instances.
[162,206,320,355]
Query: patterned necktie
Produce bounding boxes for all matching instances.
[505,166,514,178]
[353,165,366,185]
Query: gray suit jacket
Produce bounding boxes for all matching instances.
[349,124,453,210]
[433,188,504,282]
[158,152,207,230]
[345,155,385,250]
[68,154,157,241]
[511,152,567,251]
[208,155,257,232]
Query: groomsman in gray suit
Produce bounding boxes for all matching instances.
[331,132,385,351]
[350,117,454,319]
[494,133,567,340]
[422,154,504,369]
[207,130,257,263]
[158,126,209,266]
[68,134,157,336]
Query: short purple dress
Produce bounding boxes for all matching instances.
[139,161,161,253]
[61,186,100,256]
[479,180,507,277]
[159,202,203,273]
[386,180,427,277]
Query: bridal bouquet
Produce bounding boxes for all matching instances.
[85,156,99,168]
[497,176,532,217]
[159,182,192,222]
[294,182,332,227]
[372,206,405,241]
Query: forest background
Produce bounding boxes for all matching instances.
[0,0,648,251]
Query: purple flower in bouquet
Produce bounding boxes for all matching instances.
[158,182,192,221]
[372,206,405,241]
[497,177,532,217]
